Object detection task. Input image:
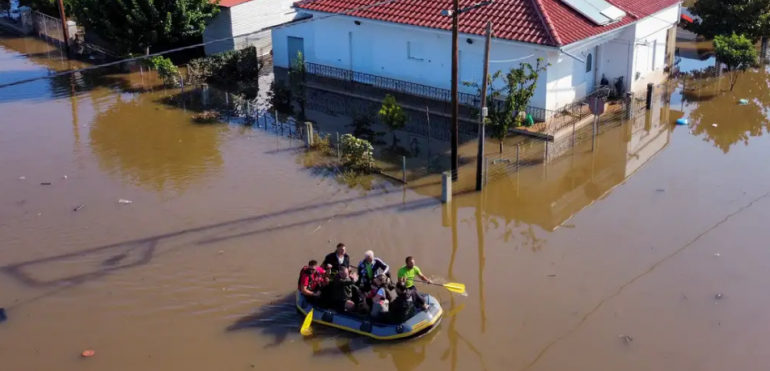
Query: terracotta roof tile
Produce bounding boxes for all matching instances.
[295,0,681,46]
[217,0,254,8]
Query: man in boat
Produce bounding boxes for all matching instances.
[297,260,327,301]
[397,256,431,295]
[389,281,427,323]
[321,266,365,313]
[322,243,350,275]
[356,250,392,293]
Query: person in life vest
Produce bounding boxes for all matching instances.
[356,250,391,293]
[298,260,327,300]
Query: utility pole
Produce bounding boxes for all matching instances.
[57,0,69,54]
[443,0,493,182]
[475,22,492,191]
[450,0,460,181]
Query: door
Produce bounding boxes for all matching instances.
[287,36,304,67]
[584,47,595,93]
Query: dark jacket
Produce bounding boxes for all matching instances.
[357,257,390,287]
[323,252,350,273]
[322,276,362,308]
[389,290,426,323]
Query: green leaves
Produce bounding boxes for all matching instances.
[685,0,770,41]
[340,134,376,173]
[714,33,758,90]
[71,0,220,55]
[378,94,407,147]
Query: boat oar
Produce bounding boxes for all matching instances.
[300,309,314,336]
[418,281,466,295]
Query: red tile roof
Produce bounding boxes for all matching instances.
[294,0,681,46]
[217,0,254,7]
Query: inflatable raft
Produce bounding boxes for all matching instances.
[295,291,443,340]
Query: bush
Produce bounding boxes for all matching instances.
[310,132,334,156]
[268,81,293,114]
[144,56,180,87]
[340,134,376,173]
[192,110,220,123]
[187,46,262,96]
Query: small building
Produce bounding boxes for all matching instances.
[203,0,300,56]
[272,0,681,112]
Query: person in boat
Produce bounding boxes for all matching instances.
[298,260,327,301]
[389,281,427,323]
[356,250,391,292]
[321,266,365,313]
[322,243,350,275]
[397,256,431,295]
[366,274,391,319]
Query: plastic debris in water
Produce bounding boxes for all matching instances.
[619,335,633,343]
[715,293,723,300]
[712,124,718,127]
[739,99,749,105]
[81,350,95,358]
[118,199,132,204]
[0,308,6,322]
[714,253,720,257]
[676,118,688,125]
[18,176,25,180]
[73,205,84,212]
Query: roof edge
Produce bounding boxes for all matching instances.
[530,0,563,46]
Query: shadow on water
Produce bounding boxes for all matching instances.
[225,293,307,348]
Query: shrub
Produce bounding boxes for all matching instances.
[340,134,376,173]
[268,81,293,114]
[192,110,220,123]
[144,56,181,87]
[310,132,334,156]
[187,46,262,96]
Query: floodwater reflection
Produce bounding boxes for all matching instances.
[88,90,227,192]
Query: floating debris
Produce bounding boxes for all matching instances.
[40,182,51,185]
[712,124,718,127]
[619,335,633,343]
[18,176,25,180]
[73,205,84,212]
[548,274,556,277]
[676,118,688,125]
[714,253,720,257]
[62,175,68,179]
[655,189,665,193]
[118,199,132,204]
[715,293,723,300]
[81,350,95,358]
[739,99,749,106]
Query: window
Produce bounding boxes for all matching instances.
[407,41,424,60]
[585,53,593,73]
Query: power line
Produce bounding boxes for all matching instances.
[0,0,411,89]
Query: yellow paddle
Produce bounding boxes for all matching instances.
[300,309,314,336]
[419,281,466,295]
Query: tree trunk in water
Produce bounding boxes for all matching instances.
[498,140,503,154]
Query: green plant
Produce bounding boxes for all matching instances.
[71,0,220,55]
[684,0,770,41]
[464,58,548,151]
[347,112,385,145]
[340,134,376,173]
[714,33,758,91]
[187,46,262,97]
[310,132,334,156]
[289,51,307,120]
[192,110,220,123]
[143,56,181,87]
[378,94,407,148]
[268,81,293,114]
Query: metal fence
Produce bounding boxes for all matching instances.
[33,11,64,46]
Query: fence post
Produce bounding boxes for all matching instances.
[426,106,431,162]
[402,156,406,183]
[592,98,598,151]
[274,109,278,130]
[516,143,520,172]
[305,122,314,148]
[180,75,185,93]
[484,157,489,186]
[645,83,654,110]
[544,140,548,164]
[201,83,209,107]
[337,132,341,160]
[441,171,452,204]
[571,120,576,148]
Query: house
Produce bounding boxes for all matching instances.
[271,0,681,112]
[203,0,300,56]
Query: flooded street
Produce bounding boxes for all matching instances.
[2,31,770,371]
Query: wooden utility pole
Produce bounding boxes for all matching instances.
[57,0,69,54]
[475,22,492,191]
[450,0,460,181]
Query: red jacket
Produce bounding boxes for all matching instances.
[297,266,326,292]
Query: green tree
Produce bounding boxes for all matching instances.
[684,0,770,41]
[18,0,74,18]
[288,51,307,120]
[714,33,758,91]
[465,58,548,151]
[71,0,220,56]
[143,56,180,87]
[347,111,385,145]
[378,94,407,148]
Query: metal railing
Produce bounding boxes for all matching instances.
[33,11,64,45]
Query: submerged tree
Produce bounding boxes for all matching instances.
[143,56,181,87]
[465,58,548,152]
[288,51,307,120]
[714,33,758,91]
[378,94,407,148]
[684,0,770,41]
[71,0,220,55]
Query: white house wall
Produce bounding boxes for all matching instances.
[630,4,680,89]
[230,0,299,56]
[203,9,234,55]
[272,15,550,109]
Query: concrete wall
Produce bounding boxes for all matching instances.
[272,14,551,109]
[630,4,680,88]
[203,8,234,55]
[204,0,299,56]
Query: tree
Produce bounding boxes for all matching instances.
[684,0,770,41]
[465,58,548,151]
[143,56,180,87]
[288,51,307,120]
[70,0,220,56]
[1,0,11,18]
[378,94,407,148]
[18,0,74,18]
[347,111,385,145]
[714,33,757,91]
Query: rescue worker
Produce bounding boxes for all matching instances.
[297,260,326,301]
[397,256,431,295]
[323,243,350,275]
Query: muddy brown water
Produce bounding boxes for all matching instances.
[3,33,770,371]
